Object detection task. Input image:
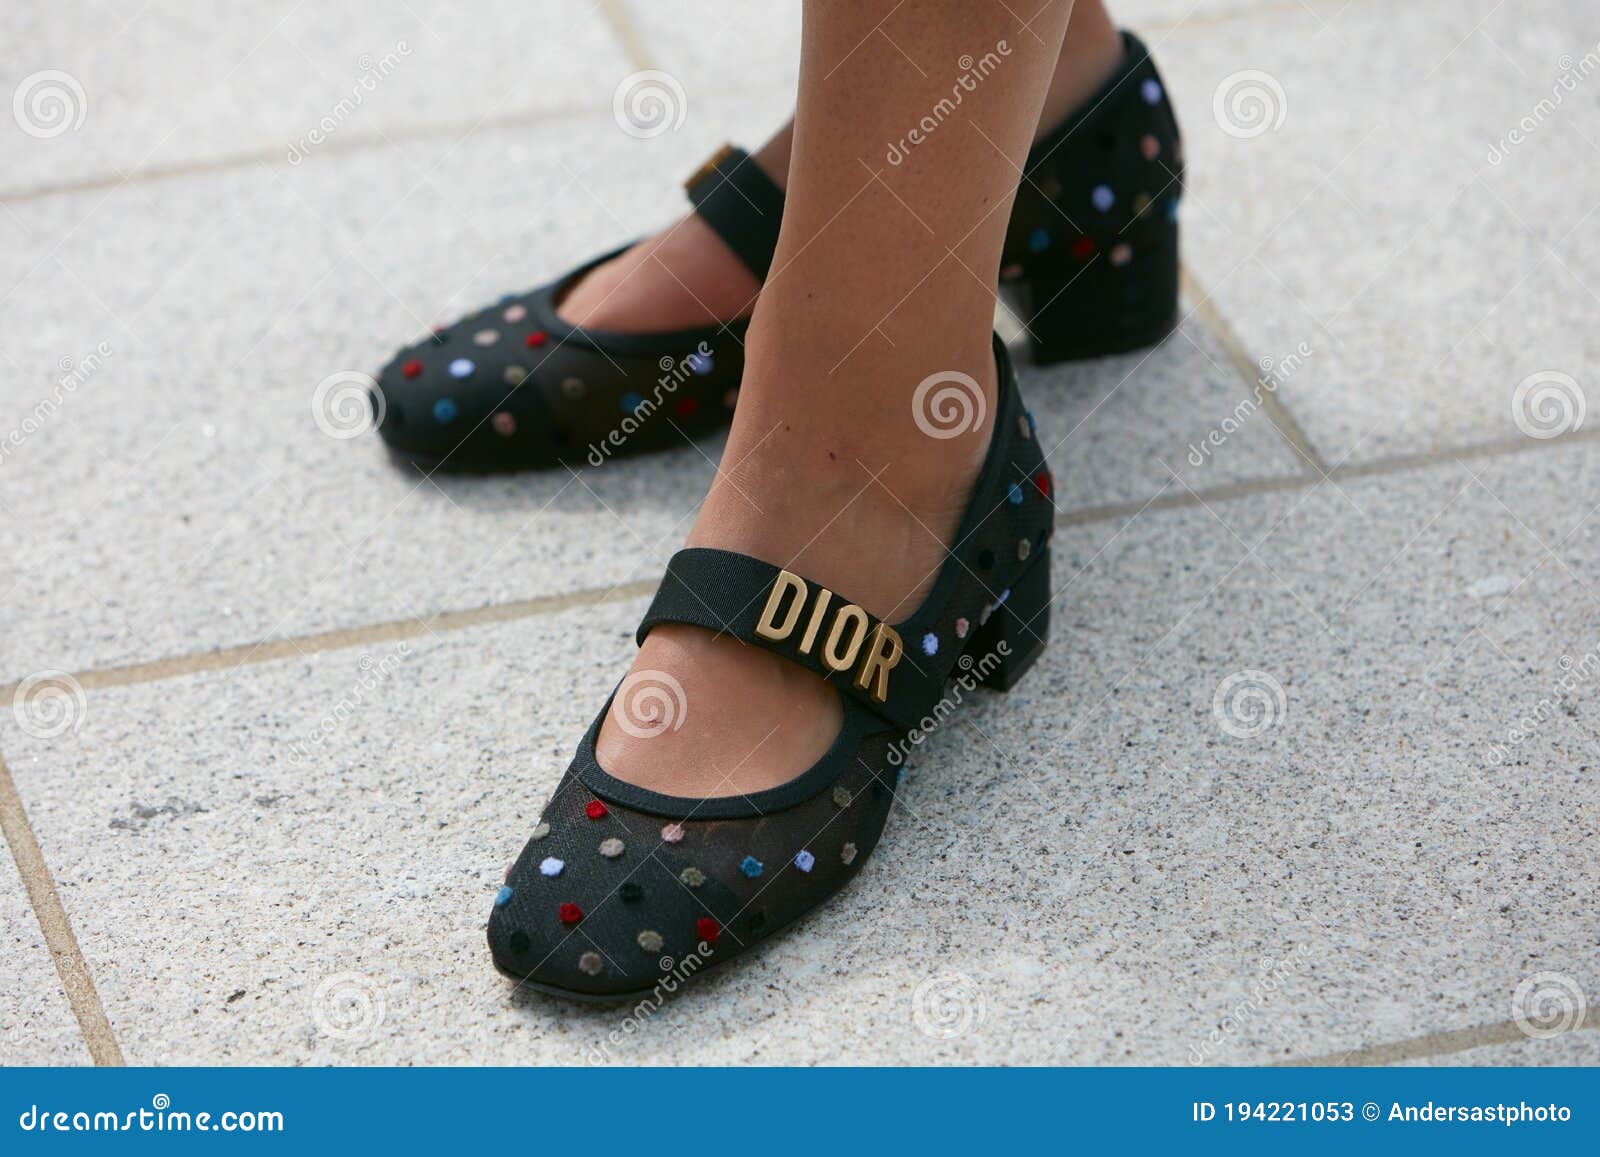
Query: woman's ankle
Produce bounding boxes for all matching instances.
[1034,0,1124,141]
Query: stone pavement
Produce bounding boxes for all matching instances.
[1,0,1596,1064]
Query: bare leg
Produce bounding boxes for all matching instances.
[559,0,1121,333]
[596,0,1078,797]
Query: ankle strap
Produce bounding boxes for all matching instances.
[684,144,786,281]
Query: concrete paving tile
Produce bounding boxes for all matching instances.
[1153,0,1600,464]
[2,1,629,195]
[1019,311,1305,512]
[0,847,90,1064]
[0,113,733,683]
[6,441,1596,1063]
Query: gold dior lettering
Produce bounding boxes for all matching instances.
[754,570,903,702]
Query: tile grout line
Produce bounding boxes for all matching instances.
[0,0,1390,207]
[1055,422,1600,529]
[0,102,599,206]
[0,0,655,206]
[0,580,659,700]
[0,753,125,1065]
[6,427,1599,702]
[1288,1009,1598,1067]
[1180,262,1328,475]
[595,0,656,73]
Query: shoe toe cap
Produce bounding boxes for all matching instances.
[487,827,741,1000]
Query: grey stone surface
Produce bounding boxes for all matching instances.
[0,98,1290,681]
[1017,312,1304,512]
[0,848,89,1064]
[7,440,1597,1064]
[1156,0,1600,463]
[2,1,629,195]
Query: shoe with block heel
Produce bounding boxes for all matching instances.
[486,333,1055,1001]
[373,30,1180,473]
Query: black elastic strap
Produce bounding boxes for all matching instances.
[638,548,938,733]
[684,145,786,281]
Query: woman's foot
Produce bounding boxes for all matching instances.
[596,336,998,798]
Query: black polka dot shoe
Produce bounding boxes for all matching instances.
[373,31,1180,474]
[487,333,1055,1001]
[1001,30,1183,362]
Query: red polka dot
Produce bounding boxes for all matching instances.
[402,359,423,379]
[695,917,720,943]
[674,397,700,419]
[525,331,548,348]
[557,902,583,925]
[1070,236,1095,260]
[585,800,608,820]
[1033,469,1052,497]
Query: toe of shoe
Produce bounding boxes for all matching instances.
[372,314,560,468]
[488,848,742,1000]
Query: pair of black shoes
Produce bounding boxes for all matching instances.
[382,34,1181,1000]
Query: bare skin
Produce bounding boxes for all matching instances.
[558,0,1122,336]
[595,0,1084,799]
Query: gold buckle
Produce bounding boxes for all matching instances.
[685,142,737,193]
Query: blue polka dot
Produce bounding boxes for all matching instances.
[1141,78,1163,105]
[1026,411,1037,435]
[494,885,513,907]
[995,588,1011,607]
[1091,185,1115,212]
[687,350,714,375]
[448,358,474,378]
[1166,197,1181,223]
[1008,483,1024,505]
[497,293,516,304]
[921,632,939,657]
[1027,227,1051,253]
[621,391,645,414]
[739,855,764,879]
[432,398,458,423]
[794,850,815,873]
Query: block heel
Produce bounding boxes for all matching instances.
[999,30,1184,367]
[1007,213,1180,366]
[965,552,1052,692]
